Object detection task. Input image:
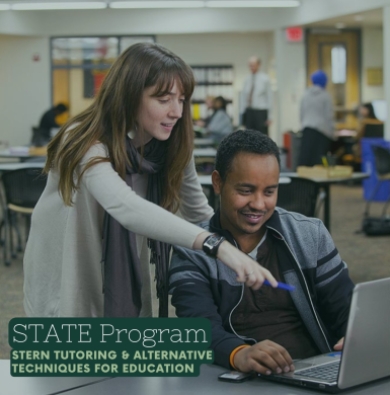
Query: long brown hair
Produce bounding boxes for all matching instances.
[45,42,195,212]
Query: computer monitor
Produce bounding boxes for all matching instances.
[372,100,387,122]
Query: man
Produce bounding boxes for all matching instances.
[169,129,353,375]
[241,57,272,135]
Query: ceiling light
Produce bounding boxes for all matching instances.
[11,2,107,10]
[206,1,300,7]
[335,23,346,29]
[0,4,11,10]
[109,1,205,8]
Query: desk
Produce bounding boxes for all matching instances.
[0,163,45,172]
[64,364,390,395]
[193,148,217,157]
[194,138,214,147]
[0,148,46,163]
[0,360,111,395]
[283,172,369,232]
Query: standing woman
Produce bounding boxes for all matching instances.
[298,70,335,166]
[24,43,276,318]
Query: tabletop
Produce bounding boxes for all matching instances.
[193,148,217,157]
[281,172,369,184]
[194,138,214,146]
[64,364,390,395]
[0,162,45,172]
[0,360,111,395]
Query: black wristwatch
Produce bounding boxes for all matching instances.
[202,234,225,257]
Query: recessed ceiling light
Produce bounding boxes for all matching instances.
[109,1,205,8]
[0,4,11,10]
[11,2,107,11]
[206,1,300,7]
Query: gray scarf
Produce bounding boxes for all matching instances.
[102,136,171,317]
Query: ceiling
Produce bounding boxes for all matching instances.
[307,8,383,29]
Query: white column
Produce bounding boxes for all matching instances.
[383,5,390,139]
[273,28,306,146]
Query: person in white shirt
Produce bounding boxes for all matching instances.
[23,43,277,319]
[241,56,272,136]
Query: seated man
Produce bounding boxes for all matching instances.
[169,129,354,375]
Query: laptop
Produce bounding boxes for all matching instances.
[263,277,390,393]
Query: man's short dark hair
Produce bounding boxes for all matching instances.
[215,129,280,181]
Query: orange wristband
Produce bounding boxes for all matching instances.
[229,344,251,370]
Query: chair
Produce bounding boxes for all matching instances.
[277,177,321,217]
[0,168,47,266]
[363,123,384,139]
[31,126,50,147]
[364,145,390,217]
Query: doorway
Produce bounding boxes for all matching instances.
[306,29,361,130]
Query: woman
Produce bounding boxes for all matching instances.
[24,43,276,318]
[206,96,234,145]
[298,70,334,167]
[356,102,383,139]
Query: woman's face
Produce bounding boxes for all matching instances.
[136,79,185,145]
[359,106,369,118]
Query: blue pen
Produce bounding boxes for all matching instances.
[263,279,295,291]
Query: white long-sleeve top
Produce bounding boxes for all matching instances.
[241,71,273,119]
[23,142,213,317]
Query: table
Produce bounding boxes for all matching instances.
[0,148,46,163]
[0,360,111,395]
[193,148,217,157]
[0,163,45,172]
[64,364,390,395]
[282,172,369,232]
[194,138,214,147]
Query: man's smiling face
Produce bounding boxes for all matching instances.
[212,152,279,251]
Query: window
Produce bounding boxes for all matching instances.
[51,36,155,118]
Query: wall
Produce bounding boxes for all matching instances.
[361,27,384,102]
[158,32,274,126]
[274,29,306,144]
[0,35,50,146]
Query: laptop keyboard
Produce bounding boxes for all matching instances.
[295,362,339,382]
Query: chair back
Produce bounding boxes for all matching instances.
[364,123,384,138]
[372,145,390,178]
[31,126,50,147]
[277,177,320,217]
[1,168,47,208]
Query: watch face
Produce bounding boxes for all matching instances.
[207,235,220,246]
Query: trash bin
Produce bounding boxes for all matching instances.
[279,147,288,172]
[361,138,390,201]
[283,130,302,171]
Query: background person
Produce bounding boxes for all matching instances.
[206,96,234,145]
[23,43,277,319]
[37,102,68,142]
[298,70,335,167]
[356,102,384,139]
[170,129,354,374]
[241,56,272,135]
[194,95,215,128]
